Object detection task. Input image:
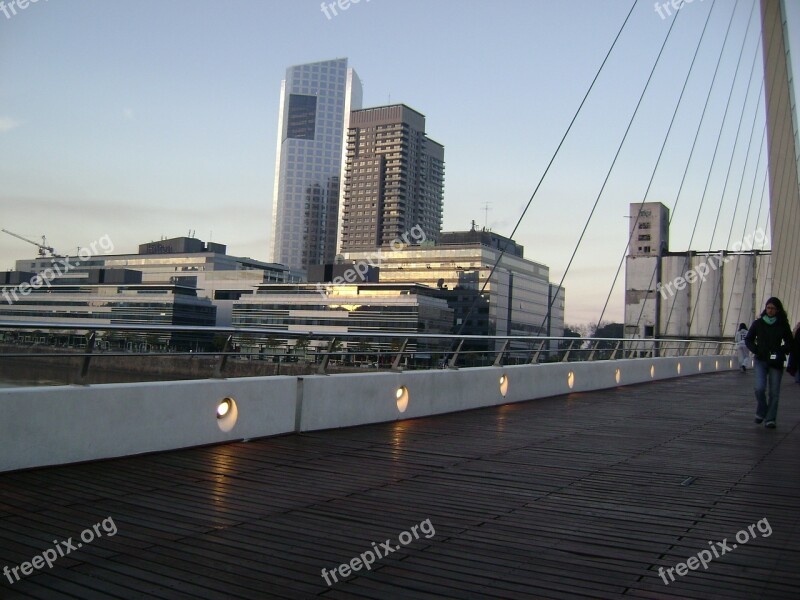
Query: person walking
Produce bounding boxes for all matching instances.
[735,323,749,372]
[745,297,794,429]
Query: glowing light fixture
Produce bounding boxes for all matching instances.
[396,386,409,413]
[216,397,238,432]
[217,399,232,418]
[499,374,509,397]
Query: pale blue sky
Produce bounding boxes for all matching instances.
[1,0,798,323]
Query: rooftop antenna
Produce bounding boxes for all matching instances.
[481,202,492,229]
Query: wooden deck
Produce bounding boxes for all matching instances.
[1,371,798,599]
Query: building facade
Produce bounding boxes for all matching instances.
[343,228,565,341]
[14,236,297,326]
[624,202,772,341]
[339,104,444,253]
[0,269,216,348]
[270,58,362,272]
[232,282,453,361]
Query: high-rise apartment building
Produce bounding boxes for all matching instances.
[270,58,362,272]
[339,104,444,253]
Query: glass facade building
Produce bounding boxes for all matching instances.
[343,229,565,344]
[270,58,362,272]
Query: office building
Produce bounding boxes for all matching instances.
[232,282,453,360]
[15,236,298,325]
[0,269,216,348]
[339,104,444,252]
[270,58,362,271]
[343,227,565,342]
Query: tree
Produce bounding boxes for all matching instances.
[591,321,625,357]
[293,335,311,359]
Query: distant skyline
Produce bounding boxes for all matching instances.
[1,0,798,324]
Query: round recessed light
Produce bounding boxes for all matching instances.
[217,399,232,418]
[396,386,409,413]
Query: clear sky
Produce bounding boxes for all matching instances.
[1,0,798,324]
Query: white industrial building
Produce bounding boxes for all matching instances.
[625,203,772,341]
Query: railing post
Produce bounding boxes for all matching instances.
[79,331,96,383]
[391,338,408,371]
[610,340,621,360]
[587,339,600,362]
[448,340,464,369]
[213,334,232,378]
[530,339,546,364]
[317,337,337,375]
[493,340,510,367]
[561,340,575,362]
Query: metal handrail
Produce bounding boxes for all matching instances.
[0,320,737,382]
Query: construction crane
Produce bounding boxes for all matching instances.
[1,229,61,257]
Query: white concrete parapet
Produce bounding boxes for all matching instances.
[0,355,737,472]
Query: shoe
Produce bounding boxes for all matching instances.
[754,416,764,424]
[765,421,776,429]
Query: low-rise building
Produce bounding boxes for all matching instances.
[343,227,565,343]
[232,282,453,361]
[0,269,216,349]
[15,236,300,325]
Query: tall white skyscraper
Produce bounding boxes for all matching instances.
[269,58,362,272]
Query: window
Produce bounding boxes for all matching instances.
[287,94,317,140]
[638,234,651,241]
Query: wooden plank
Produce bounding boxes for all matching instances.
[0,371,797,598]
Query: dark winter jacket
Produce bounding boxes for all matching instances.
[745,317,793,367]
[786,329,800,376]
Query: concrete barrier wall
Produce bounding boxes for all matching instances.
[0,355,738,472]
[0,376,297,473]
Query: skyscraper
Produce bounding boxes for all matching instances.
[270,58,362,271]
[339,104,444,252]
